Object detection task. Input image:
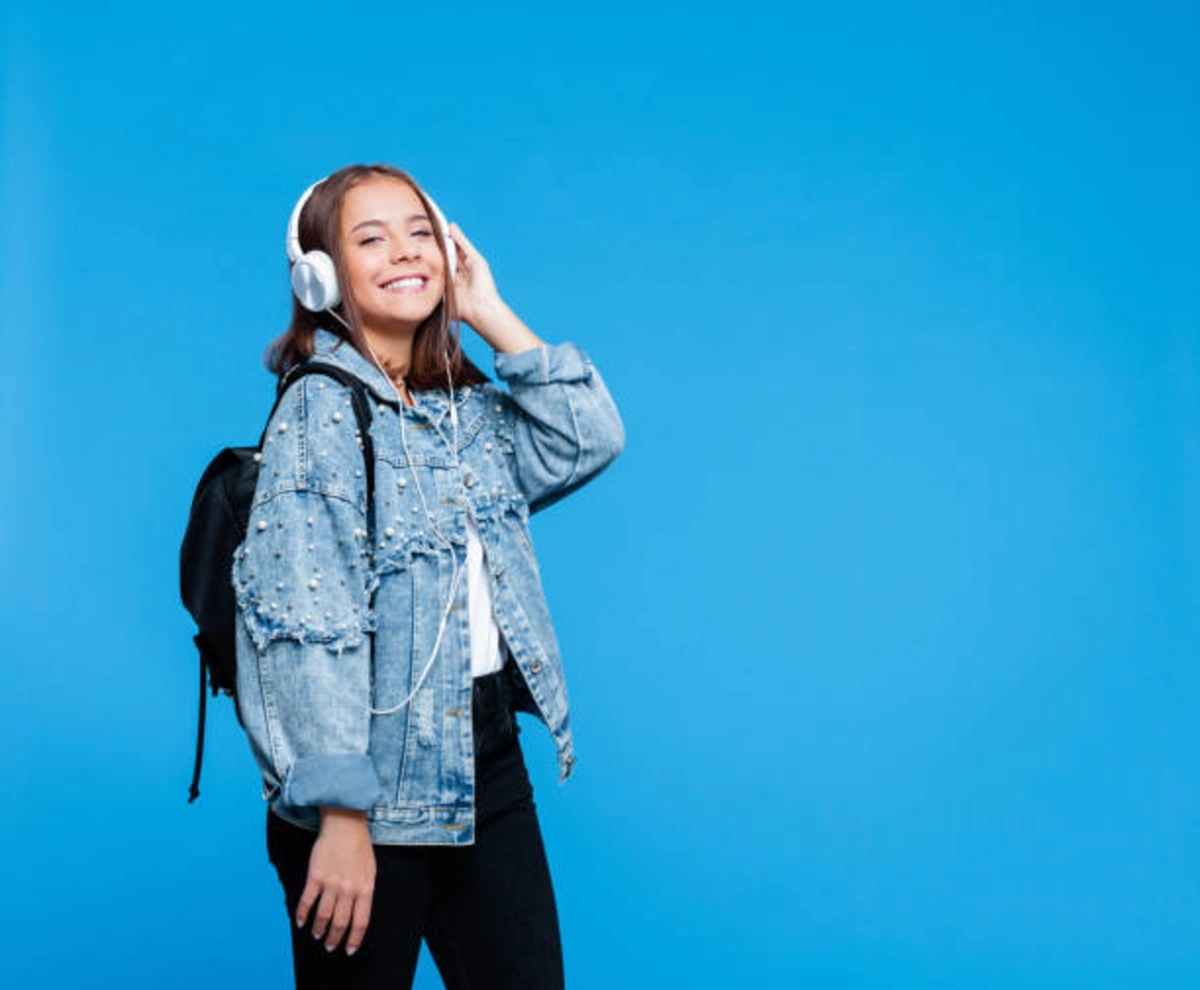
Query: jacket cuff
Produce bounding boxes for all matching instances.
[494,342,592,385]
[283,754,383,810]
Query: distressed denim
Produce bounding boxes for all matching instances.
[232,327,624,845]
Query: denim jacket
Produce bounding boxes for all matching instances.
[231,327,624,844]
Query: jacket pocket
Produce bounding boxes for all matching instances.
[373,522,445,578]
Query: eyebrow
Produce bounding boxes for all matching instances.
[349,214,430,234]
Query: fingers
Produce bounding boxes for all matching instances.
[310,885,337,941]
[324,890,356,953]
[296,852,375,956]
[296,875,321,930]
[346,888,374,956]
[310,888,372,955]
[448,222,478,260]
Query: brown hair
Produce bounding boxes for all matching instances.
[264,163,490,391]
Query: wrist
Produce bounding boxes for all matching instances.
[319,806,369,829]
[468,295,511,332]
[471,298,543,354]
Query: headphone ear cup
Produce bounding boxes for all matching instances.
[291,250,341,311]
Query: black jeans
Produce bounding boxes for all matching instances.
[265,658,565,989]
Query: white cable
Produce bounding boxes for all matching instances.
[328,312,464,717]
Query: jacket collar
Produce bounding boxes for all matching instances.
[309,326,471,425]
[310,327,397,407]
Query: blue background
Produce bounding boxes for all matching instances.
[2,1,1197,986]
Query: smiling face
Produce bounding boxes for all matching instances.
[338,175,446,337]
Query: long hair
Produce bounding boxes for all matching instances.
[264,164,490,391]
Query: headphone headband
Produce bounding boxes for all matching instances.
[286,180,322,264]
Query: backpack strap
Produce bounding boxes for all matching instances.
[270,361,380,550]
[188,633,211,803]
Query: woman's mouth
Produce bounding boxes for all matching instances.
[380,276,429,294]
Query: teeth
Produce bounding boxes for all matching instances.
[383,277,425,291]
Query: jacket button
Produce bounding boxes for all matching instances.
[530,659,543,674]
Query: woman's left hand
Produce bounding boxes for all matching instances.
[447,222,503,331]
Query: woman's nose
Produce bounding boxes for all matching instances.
[391,237,423,264]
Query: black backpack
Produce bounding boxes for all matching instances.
[179,361,379,803]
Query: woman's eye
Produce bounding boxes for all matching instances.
[359,231,431,245]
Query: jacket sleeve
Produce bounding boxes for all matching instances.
[231,375,382,811]
[492,341,625,515]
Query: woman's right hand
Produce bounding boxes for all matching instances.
[296,808,376,956]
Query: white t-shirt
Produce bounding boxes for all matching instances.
[464,512,504,678]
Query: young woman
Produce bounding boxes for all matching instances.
[231,164,625,989]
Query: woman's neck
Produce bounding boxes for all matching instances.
[361,325,417,405]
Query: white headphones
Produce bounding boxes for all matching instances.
[285,175,457,312]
